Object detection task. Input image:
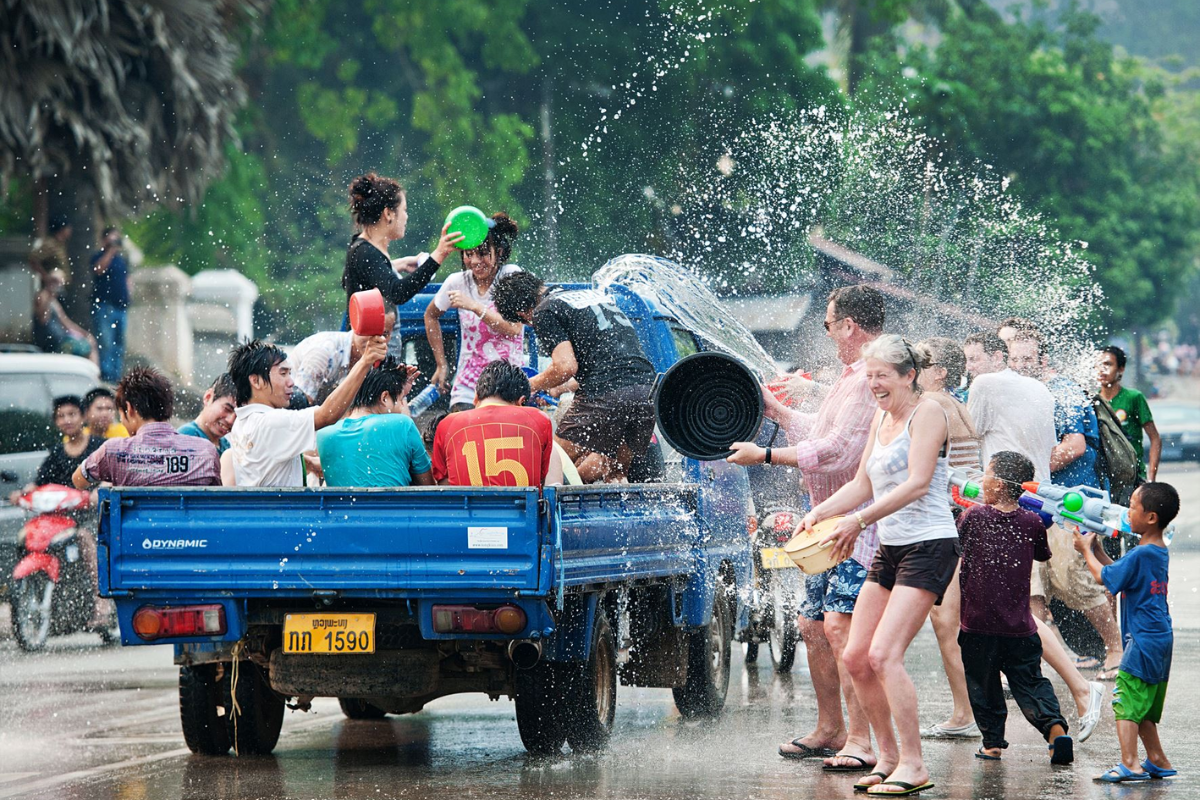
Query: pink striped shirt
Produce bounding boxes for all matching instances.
[786,359,880,567]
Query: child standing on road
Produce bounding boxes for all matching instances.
[1075,482,1178,783]
[957,451,1073,765]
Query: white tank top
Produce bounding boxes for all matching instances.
[865,402,959,547]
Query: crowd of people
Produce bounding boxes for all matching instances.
[726,286,1176,792]
[19,170,1179,792]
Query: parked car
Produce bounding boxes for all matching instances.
[0,352,100,601]
[1145,401,1200,463]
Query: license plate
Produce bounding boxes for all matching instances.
[65,544,79,562]
[283,613,376,654]
[760,547,796,570]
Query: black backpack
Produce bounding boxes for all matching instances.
[1092,395,1141,504]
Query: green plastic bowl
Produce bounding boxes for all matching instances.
[444,206,491,250]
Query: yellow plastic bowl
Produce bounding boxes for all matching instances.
[783,516,847,575]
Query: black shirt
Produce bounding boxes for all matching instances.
[342,237,441,309]
[532,288,656,398]
[36,436,105,486]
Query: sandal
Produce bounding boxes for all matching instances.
[854,773,890,793]
[1142,759,1178,779]
[975,747,1002,761]
[823,753,874,772]
[1074,656,1102,669]
[867,781,935,796]
[779,739,837,760]
[1096,666,1120,681]
[1095,764,1150,783]
[1049,736,1074,765]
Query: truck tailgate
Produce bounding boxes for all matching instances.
[100,487,544,597]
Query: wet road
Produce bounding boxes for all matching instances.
[1,463,1197,800]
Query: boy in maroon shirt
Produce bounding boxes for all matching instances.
[957,451,1073,765]
[73,368,220,489]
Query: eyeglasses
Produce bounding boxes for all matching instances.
[823,317,847,332]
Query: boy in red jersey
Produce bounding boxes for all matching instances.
[432,361,562,488]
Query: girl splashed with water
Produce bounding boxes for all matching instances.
[424,213,525,412]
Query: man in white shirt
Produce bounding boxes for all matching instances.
[224,336,388,487]
[289,312,396,405]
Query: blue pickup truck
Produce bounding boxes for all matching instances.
[97,276,755,757]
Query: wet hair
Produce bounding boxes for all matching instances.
[989,451,1034,501]
[998,316,1038,337]
[1009,330,1046,358]
[964,331,1008,358]
[828,285,885,334]
[422,411,449,452]
[921,337,966,390]
[227,339,288,406]
[53,395,83,415]
[493,271,546,323]
[861,334,930,391]
[465,212,520,267]
[352,357,408,409]
[49,214,70,233]
[347,172,404,227]
[208,373,236,402]
[1135,482,1179,529]
[116,367,175,422]
[82,387,116,412]
[474,361,531,404]
[1102,345,1127,370]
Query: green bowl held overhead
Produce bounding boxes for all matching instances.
[444,206,493,250]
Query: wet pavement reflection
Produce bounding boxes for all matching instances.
[1,466,1196,800]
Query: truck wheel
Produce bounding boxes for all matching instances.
[768,581,797,672]
[13,574,54,652]
[179,664,232,755]
[514,661,569,755]
[339,698,387,720]
[672,585,732,719]
[226,661,285,755]
[565,611,617,752]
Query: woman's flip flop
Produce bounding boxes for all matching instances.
[854,773,890,792]
[823,753,873,772]
[866,781,936,797]
[779,740,837,760]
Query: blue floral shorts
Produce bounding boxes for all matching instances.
[799,558,868,621]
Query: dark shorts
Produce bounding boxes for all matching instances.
[557,384,655,461]
[866,538,961,604]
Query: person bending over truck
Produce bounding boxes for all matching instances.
[432,360,562,488]
[493,272,655,483]
[73,367,220,489]
[177,373,237,455]
[317,357,433,488]
[224,336,388,487]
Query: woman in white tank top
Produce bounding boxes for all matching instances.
[794,334,958,795]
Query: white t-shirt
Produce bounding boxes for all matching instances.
[228,404,318,487]
[290,331,353,402]
[434,264,525,406]
[967,368,1056,482]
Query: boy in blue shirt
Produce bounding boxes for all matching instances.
[1075,482,1178,783]
[317,358,433,488]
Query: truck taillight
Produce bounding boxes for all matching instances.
[432,604,527,635]
[132,604,226,641]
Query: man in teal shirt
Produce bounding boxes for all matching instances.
[177,373,236,455]
[1098,346,1161,480]
[317,359,433,487]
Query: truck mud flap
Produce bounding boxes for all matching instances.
[268,649,439,697]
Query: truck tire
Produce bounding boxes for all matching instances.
[565,611,617,752]
[672,585,732,719]
[768,580,797,672]
[226,661,285,755]
[179,664,232,755]
[339,698,387,720]
[514,660,569,755]
[13,573,54,652]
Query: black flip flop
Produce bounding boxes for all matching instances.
[853,772,890,792]
[823,754,873,772]
[866,781,935,797]
[779,740,837,760]
[975,747,1002,761]
[1050,736,1074,765]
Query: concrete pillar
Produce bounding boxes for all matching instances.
[188,269,259,388]
[129,266,193,384]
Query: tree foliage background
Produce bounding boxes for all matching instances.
[1,0,1197,340]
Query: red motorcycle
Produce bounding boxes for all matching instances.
[11,484,113,651]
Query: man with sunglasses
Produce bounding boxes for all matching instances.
[728,284,885,771]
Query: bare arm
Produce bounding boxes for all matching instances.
[71,464,89,490]
[545,446,564,486]
[1144,420,1162,481]
[1073,532,1112,584]
[424,301,450,393]
[411,470,435,487]
[312,337,389,429]
[530,341,578,393]
[220,450,236,486]
[1050,432,1086,471]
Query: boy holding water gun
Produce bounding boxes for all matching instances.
[1074,482,1178,783]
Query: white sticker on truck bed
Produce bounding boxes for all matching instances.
[468,527,508,549]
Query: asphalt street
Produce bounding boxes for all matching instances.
[0,463,1196,800]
